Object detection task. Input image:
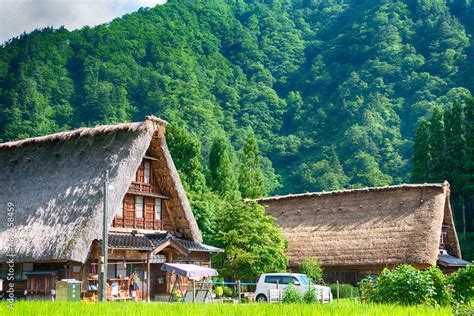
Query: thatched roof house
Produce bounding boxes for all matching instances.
[0,116,200,263]
[258,183,469,283]
[0,116,219,300]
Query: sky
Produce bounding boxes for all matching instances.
[0,0,166,43]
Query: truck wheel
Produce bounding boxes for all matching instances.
[256,294,267,302]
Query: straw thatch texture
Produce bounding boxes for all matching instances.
[149,134,202,243]
[258,183,461,268]
[0,116,201,263]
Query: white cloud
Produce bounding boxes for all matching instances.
[0,0,166,43]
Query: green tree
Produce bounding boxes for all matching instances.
[428,107,446,183]
[411,119,431,183]
[347,152,392,188]
[166,124,206,192]
[444,101,465,192]
[208,136,239,197]
[212,200,288,281]
[300,257,324,284]
[445,101,467,235]
[239,129,266,199]
[165,124,217,241]
[464,98,474,234]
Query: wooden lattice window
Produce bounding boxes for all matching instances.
[155,198,162,221]
[440,225,448,250]
[135,196,144,219]
[144,161,151,183]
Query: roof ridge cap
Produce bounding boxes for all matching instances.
[257,182,448,202]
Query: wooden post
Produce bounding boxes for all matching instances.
[237,280,241,303]
[336,280,339,300]
[192,280,195,302]
[147,253,151,302]
[276,280,280,302]
[100,170,109,302]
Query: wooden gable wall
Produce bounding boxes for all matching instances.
[112,148,173,232]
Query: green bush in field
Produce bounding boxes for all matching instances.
[359,276,377,302]
[424,266,452,306]
[456,300,474,316]
[282,283,303,303]
[300,257,324,284]
[215,286,224,297]
[328,283,359,299]
[359,265,451,306]
[222,286,233,297]
[450,264,474,302]
[303,288,317,304]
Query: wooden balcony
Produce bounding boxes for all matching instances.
[129,181,160,194]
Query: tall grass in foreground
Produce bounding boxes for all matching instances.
[0,301,452,316]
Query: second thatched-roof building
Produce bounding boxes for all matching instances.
[257,183,470,284]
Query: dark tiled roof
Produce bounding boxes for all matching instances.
[146,232,173,248]
[108,234,154,250]
[438,254,471,267]
[175,237,211,251]
[106,232,223,253]
[146,232,223,253]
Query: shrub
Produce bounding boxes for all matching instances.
[222,286,233,297]
[359,265,450,306]
[215,286,224,297]
[303,288,317,303]
[450,264,474,302]
[282,283,303,303]
[456,300,474,316]
[359,276,377,302]
[328,283,359,299]
[424,266,452,306]
[300,257,324,284]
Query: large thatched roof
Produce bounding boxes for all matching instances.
[0,116,202,263]
[258,183,461,268]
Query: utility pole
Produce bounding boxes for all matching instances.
[100,170,109,302]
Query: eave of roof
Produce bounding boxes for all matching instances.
[106,233,223,254]
[437,254,471,267]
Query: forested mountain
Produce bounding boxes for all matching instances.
[1,0,474,195]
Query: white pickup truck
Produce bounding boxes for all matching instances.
[253,273,332,303]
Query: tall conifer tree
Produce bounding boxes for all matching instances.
[444,101,465,192]
[209,136,239,197]
[239,130,267,199]
[428,107,446,182]
[411,119,431,183]
[464,98,474,234]
[445,101,467,235]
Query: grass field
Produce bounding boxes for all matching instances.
[0,300,453,316]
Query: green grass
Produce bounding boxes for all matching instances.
[0,300,453,316]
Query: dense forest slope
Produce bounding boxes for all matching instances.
[1,0,474,195]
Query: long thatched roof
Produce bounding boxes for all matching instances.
[0,116,202,263]
[258,183,461,268]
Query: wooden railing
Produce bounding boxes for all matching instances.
[113,216,161,231]
[129,181,160,194]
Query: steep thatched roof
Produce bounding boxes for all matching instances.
[0,116,202,263]
[258,183,461,268]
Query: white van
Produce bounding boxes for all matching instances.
[254,273,332,303]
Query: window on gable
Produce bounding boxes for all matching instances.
[155,198,162,221]
[135,196,144,219]
[144,161,151,183]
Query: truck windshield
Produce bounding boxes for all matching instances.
[299,275,310,285]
